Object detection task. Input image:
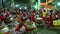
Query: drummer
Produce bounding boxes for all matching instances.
[31,10,35,22]
[15,10,27,32]
[47,10,54,28]
[0,9,5,25]
[42,10,47,24]
[58,10,60,19]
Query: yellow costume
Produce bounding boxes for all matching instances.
[42,11,47,17]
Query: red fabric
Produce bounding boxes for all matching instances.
[6,11,9,17]
[58,13,60,18]
[22,12,26,21]
[49,13,53,21]
[0,16,2,25]
[23,12,26,16]
[31,12,35,22]
[15,24,22,31]
[1,16,4,21]
[0,16,4,25]
[27,28,35,31]
[17,11,20,15]
[43,17,46,23]
[47,21,53,28]
[47,13,53,28]
[29,17,31,20]
[0,21,2,26]
[5,32,9,34]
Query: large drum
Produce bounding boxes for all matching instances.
[53,20,60,27]
[25,22,36,31]
[35,18,43,24]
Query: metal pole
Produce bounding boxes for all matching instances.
[2,0,4,8]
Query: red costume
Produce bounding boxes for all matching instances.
[17,11,20,15]
[5,11,9,17]
[5,31,9,34]
[42,11,47,23]
[58,12,60,19]
[16,12,26,32]
[31,12,35,22]
[22,12,27,21]
[43,17,46,23]
[23,12,26,17]
[47,13,53,28]
[0,15,4,25]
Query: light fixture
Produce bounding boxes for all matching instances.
[24,7,27,9]
[57,2,60,6]
[19,7,21,9]
[34,6,37,9]
[15,5,20,7]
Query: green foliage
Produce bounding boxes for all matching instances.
[14,0,30,3]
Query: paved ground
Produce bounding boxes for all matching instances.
[0,21,60,34]
[24,24,60,34]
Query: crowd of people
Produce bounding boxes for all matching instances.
[0,8,60,33]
